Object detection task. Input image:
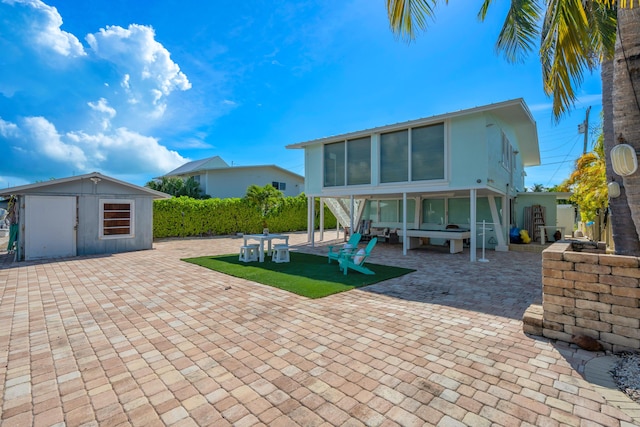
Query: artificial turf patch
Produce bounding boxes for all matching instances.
[182,252,415,299]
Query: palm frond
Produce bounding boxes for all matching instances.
[584,0,617,62]
[540,0,595,120]
[386,0,441,41]
[477,0,493,21]
[494,0,542,63]
[597,1,636,9]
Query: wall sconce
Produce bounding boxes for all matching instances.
[611,144,638,176]
[513,150,519,155]
[608,181,621,198]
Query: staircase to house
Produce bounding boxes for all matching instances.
[323,197,365,232]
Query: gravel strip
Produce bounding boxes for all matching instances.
[611,352,640,404]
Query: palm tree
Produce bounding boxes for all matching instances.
[386,0,640,255]
[563,133,608,222]
[145,176,207,199]
[602,57,640,253]
[611,5,640,254]
[530,183,547,192]
[244,184,284,222]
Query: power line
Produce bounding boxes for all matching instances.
[545,134,581,186]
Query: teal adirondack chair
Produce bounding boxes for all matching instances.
[328,232,361,264]
[339,237,377,275]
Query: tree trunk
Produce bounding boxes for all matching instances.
[612,6,640,256]
[603,58,640,255]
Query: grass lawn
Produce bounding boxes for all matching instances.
[182,252,415,299]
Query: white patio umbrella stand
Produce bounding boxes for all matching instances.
[478,220,491,263]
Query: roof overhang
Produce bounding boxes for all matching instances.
[0,172,171,199]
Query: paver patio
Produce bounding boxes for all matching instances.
[0,232,638,426]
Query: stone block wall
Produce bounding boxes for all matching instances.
[542,242,640,353]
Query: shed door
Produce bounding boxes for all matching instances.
[25,195,77,260]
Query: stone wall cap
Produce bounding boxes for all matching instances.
[599,254,639,268]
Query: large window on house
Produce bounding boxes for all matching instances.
[324,142,345,187]
[380,130,408,183]
[380,123,444,183]
[100,199,134,239]
[412,123,445,181]
[324,137,371,187]
[347,137,371,185]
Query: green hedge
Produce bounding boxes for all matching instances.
[153,194,337,238]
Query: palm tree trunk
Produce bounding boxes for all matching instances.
[612,6,640,256]
[603,58,640,255]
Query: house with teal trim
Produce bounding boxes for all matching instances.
[286,98,543,262]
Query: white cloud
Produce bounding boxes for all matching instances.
[0,117,19,138]
[0,1,196,184]
[3,0,85,57]
[67,127,186,174]
[88,98,116,118]
[86,24,191,118]
[0,116,186,180]
[18,116,87,168]
[88,98,116,130]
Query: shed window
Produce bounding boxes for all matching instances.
[100,199,135,239]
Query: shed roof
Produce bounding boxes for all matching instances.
[286,98,540,167]
[0,172,170,199]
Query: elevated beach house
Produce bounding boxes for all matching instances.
[286,98,541,262]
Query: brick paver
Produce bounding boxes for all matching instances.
[0,233,637,426]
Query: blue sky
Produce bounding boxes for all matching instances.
[0,0,603,189]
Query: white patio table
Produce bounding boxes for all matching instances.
[243,233,289,262]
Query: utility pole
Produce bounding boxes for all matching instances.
[578,106,591,154]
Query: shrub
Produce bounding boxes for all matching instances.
[153,194,337,238]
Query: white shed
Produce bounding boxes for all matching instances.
[1,172,169,261]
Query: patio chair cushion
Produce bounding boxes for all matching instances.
[339,237,377,275]
[353,249,365,265]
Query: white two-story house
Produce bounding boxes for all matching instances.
[159,156,304,199]
[286,98,541,261]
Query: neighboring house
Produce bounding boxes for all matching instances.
[286,98,542,261]
[160,156,304,198]
[0,172,169,261]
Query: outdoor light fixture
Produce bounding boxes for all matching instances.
[611,144,638,176]
[608,181,621,199]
